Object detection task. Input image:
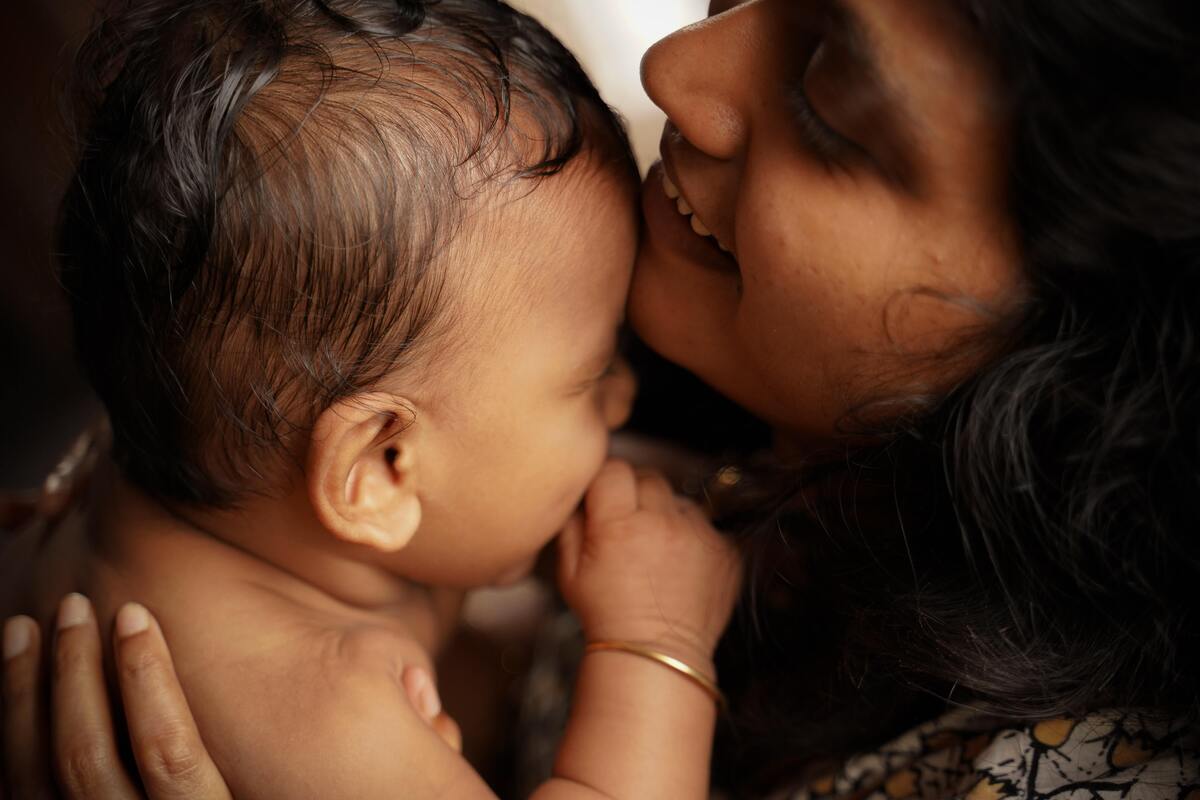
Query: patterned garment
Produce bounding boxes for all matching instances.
[777,708,1200,800]
[515,611,1200,800]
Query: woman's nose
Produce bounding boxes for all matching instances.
[640,1,769,161]
[604,358,638,431]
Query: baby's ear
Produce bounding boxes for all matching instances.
[308,393,421,553]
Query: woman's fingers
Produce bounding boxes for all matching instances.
[3,615,51,800]
[51,594,140,800]
[112,603,232,800]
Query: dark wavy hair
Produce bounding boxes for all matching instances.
[57,0,632,507]
[720,0,1200,787]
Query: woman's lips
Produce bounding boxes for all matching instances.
[661,170,732,253]
[641,161,740,275]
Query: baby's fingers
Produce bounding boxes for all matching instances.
[3,615,51,800]
[400,666,462,753]
[431,713,463,753]
[557,511,585,588]
[634,470,675,512]
[112,604,232,800]
[585,459,638,524]
[52,594,140,799]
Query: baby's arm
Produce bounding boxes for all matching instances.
[2,460,739,799]
[190,460,738,799]
[534,459,743,799]
[273,460,737,799]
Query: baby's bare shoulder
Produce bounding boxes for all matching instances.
[168,602,486,799]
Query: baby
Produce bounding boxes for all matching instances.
[0,0,740,797]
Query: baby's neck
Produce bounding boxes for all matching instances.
[93,464,453,649]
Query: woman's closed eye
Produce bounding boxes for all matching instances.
[790,83,857,167]
[791,41,869,171]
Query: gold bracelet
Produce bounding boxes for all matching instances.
[584,640,726,711]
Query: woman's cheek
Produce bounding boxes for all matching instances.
[629,267,737,389]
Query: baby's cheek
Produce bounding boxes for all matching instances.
[576,424,612,495]
[601,361,637,430]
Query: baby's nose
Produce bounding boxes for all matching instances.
[603,357,637,431]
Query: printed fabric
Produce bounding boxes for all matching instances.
[777,708,1200,800]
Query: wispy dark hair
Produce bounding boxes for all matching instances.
[58,0,632,507]
[721,0,1200,787]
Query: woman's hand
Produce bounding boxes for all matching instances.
[3,600,231,799]
[557,459,743,670]
[2,598,459,798]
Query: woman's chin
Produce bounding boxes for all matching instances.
[626,247,696,368]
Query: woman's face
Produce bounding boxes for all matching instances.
[629,0,1024,438]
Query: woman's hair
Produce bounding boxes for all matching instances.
[57,0,632,508]
[726,0,1200,784]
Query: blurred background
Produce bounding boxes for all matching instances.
[0,0,708,488]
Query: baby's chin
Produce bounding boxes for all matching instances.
[486,494,586,588]
[490,553,540,587]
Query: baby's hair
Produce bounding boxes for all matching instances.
[57,0,634,507]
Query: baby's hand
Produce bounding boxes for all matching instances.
[557,459,742,669]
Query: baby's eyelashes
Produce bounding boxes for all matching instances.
[567,356,620,396]
[594,357,622,384]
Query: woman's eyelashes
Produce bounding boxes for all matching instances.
[790,84,857,167]
[791,41,872,172]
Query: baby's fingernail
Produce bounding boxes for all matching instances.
[116,603,150,638]
[3,616,33,660]
[57,593,91,630]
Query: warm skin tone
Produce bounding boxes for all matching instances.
[3,0,1027,796]
[632,0,1022,437]
[0,160,740,799]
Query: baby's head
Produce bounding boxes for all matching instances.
[60,0,639,586]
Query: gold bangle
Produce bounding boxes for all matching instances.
[584,640,726,711]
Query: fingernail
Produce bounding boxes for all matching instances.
[411,669,442,719]
[419,680,442,719]
[43,471,63,496]
[116,603,150,638]
[57,593,91,630]
[4,617,33,660]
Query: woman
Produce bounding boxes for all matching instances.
[5,0,1199,797]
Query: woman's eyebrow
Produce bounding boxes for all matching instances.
[827,0,925,179]
[827,2,913,116]
[826,2,881,84]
